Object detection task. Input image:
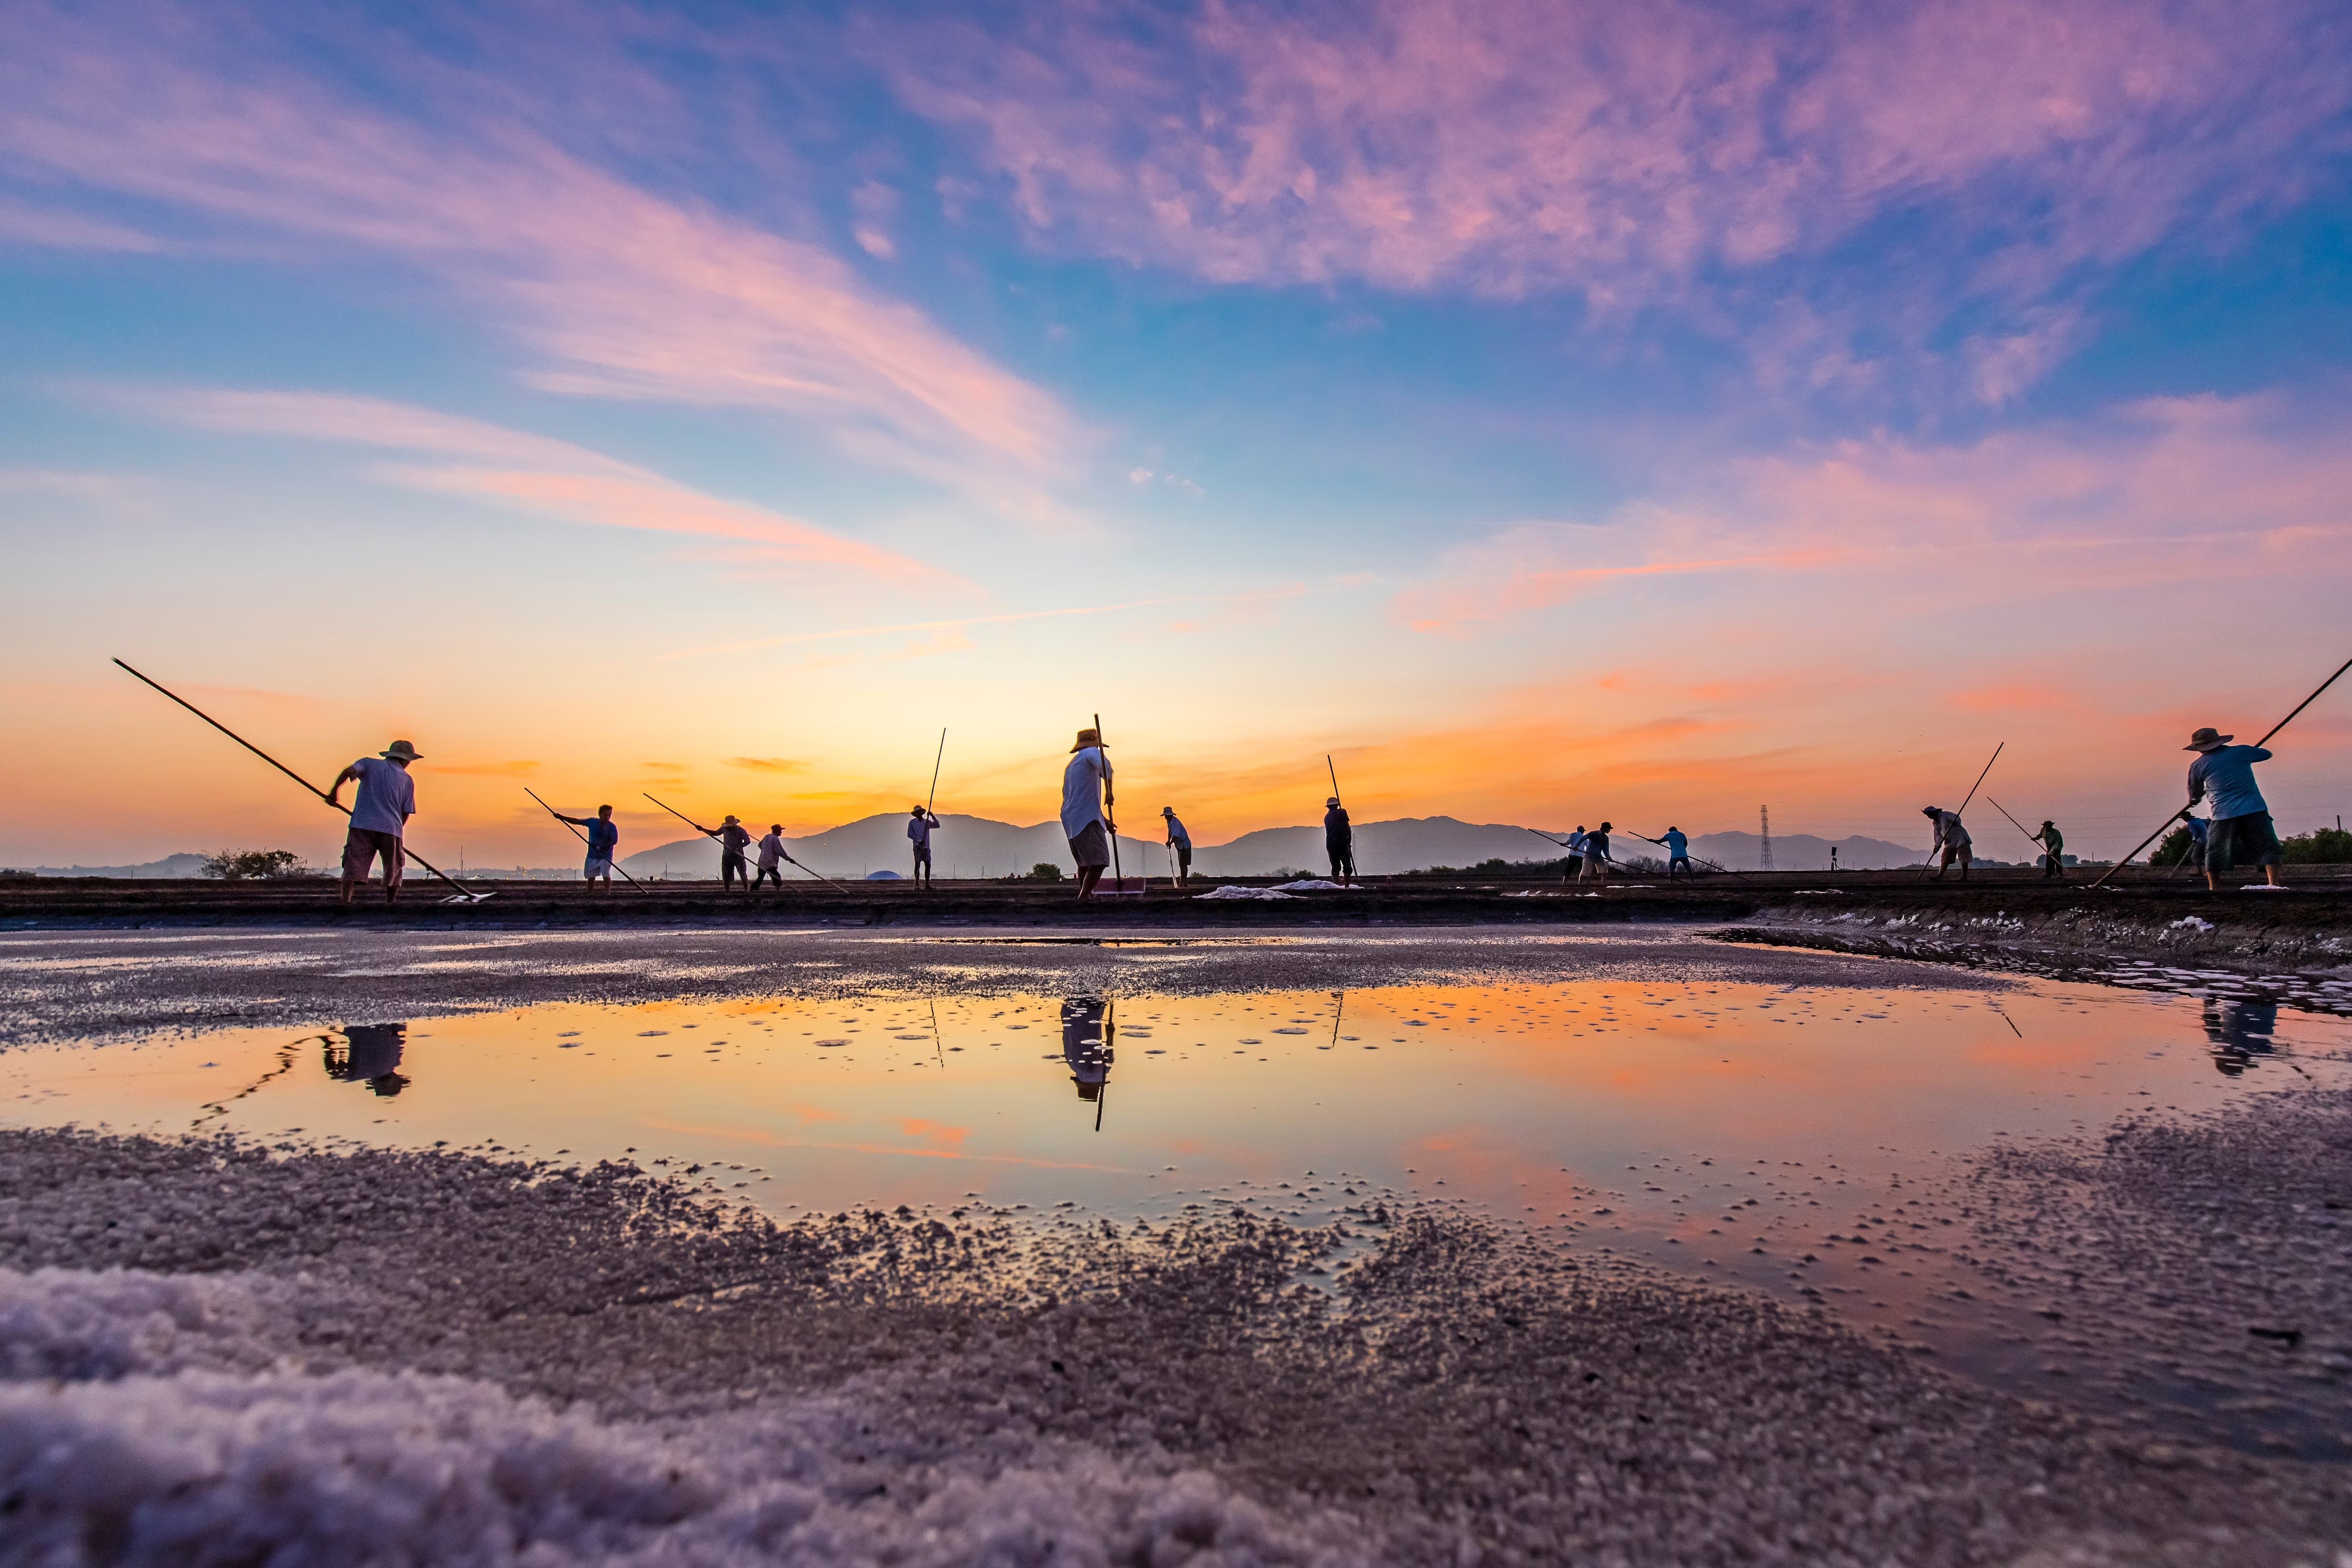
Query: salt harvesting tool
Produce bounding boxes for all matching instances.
[1985,797,2053,863]
[1621,829,1735,876]
[1095,711,1125,889]
[111,657,491,903]
[523,787,649,893]
[925,728,946,818]
[1918,741,2002,880]
[2091,649,2352,891]
[640,791,844,889]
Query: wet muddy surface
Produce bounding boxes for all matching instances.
[7,925,2352,1564]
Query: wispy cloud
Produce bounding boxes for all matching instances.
[1398,393,2352,633]
[724,756,810,773]
[885,0,2352,399]
[120,387,946,582]
[0,1,1077,507]
[662,585,1306,659]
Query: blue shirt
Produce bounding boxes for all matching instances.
[346,758,414,836]
[585,818,618,853]
[1662,830,1688,856]
[2187,745,2272,820]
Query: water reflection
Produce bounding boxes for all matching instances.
[2203,997,2280,1075]
[327,1022,411,1097]
[1060,996,1115,1127]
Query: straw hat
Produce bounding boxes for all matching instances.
[1326,797,1341,808]
[1071,728,1102,752]
[722,814,740,825]
[2184,727,2233,752]
[380,740,421,762]
[1160,806,1176,816]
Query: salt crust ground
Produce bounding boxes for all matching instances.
[0,927,2001,1047]
[5,1130,2350,1568]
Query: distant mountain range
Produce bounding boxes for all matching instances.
[1688,831,1924,872]
[615,813,1931,879]
[11,818,1934,880]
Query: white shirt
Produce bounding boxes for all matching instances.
[1060,747,1112,838]
[907,814,937,848]
[346,758,415,837]
[757,832,784,868]
[1930,810,1971,849]
[1163,812,1190,847]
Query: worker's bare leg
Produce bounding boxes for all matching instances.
[1075,866,1103,898]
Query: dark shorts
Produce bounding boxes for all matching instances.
[2206,811,2281,871]
[913,844,932,863]
[1327,839,1355,874]
[1174,843,1192,870]
[342,828,402,885]
[1067,821,1110,870]
[721,854,748,884]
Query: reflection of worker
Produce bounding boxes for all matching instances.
[326,1021,410,1097]
[1060,996,1113,1101]
[2202,996,2279,1076]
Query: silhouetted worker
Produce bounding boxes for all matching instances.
[688,812,753,891]
[908,805,941,887]
[327,1021,410,1097]
[1061,728,1114,898]
[1922,806,1972,879]
[1657,826,1692,878]
[555,803,619,893]
[1563,825,1588,882]
[753,824,787,892]
[1161,807,1192,885]
[2185,726,2284,893]
[1324,797,1355,887]
[2031,819,2066,879]
[1829,845,1840,873]
[328,740,420,906]
[1061,995,1113,1103]
[1579,822,1614,883]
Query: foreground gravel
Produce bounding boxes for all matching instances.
[0,925,2003,1047]
[5,1128,2350,1567]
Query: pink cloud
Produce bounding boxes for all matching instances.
[1398,394,2352,632]
[128,387,946,584]
[885,0,2349,391]
[0,3,1075,502]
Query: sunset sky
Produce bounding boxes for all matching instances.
[4,0,2349,868]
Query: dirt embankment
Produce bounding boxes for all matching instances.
[1717,874,2352,994]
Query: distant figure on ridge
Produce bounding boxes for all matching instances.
[685,812,753,892]
[1324,797,1355,887]
[1657,826,1692,878]
[754,824,787,892]
[1563,825,1588,882]
[1829,845,1840,873]
[1579,822,1613,883]
[1161,807,1192,885]
[2031,819,2066,879]
[1922,805,1972,879]
[1062,727,1114,898]
[2185,726,2283,893]
[328,739,420,906]
[907,805,940,888]
[554,803,619,893]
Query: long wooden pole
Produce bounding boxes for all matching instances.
[1095,712,1122,887]
[1984,796,2046,854]
[112,657,482,900]
[523,788,648,893]
[641,792,843,890]
[2090,650,2352,890]
[926,729,946,816]
[1921,741,2003,879]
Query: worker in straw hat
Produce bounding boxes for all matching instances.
[328,740,420,906]
[1323,795,1355,887]
[1061,727,1115,898]
[1921,804,1972,879]
[684,810,755,892]
[907,803,941,888]
[1160,806,1192,885]
[2184,727,2283,892]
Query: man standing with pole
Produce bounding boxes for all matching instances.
[1323,755,1355,887]
[754,824,789,893]
[2031,819,2066,879]
[1062,725,1115,899]
[1161,806,1193,886]
[687,813,752,892]
[327,741,421,906]
[2185,728,2285,893]
[556,801,621,893]
[907,805,940,887]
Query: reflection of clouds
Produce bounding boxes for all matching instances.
[2202,997,2280,1076]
